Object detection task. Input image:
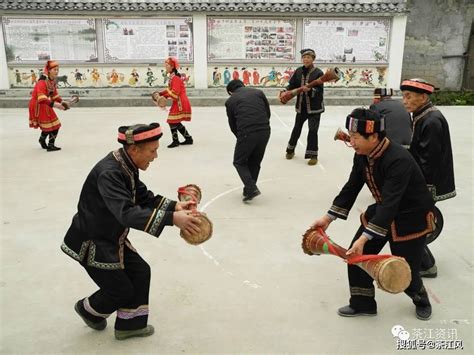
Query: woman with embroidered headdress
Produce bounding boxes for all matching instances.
[157,57,193,148]
[28,60,66,151]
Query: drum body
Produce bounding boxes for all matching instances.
[355,256,412,294]
[301,228,347,258]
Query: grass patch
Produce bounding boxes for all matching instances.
[431,90,474,105]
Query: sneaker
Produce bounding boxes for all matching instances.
[308,158,318,166]
[180,138,193,145]
[47,145,61,152]
[415,305,432,320]
[167,141,180,148]
[286,152,295,160]
[115,325,155,340]
[74,301,107,331]
[337,305,377,317]
[420,265,437,278]
[243,188,261,202]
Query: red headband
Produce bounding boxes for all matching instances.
[401,80,434,94]
[117,127,162,144]
[43,60,59,76]
[165,57,180,69]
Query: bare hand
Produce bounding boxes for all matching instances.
[301,86,311,93]
[346,235,369,256]
[176,200,197,211]
[310,214,332,231]
[173,210,201,235]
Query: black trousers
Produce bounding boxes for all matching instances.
[348,225,431,311]
[286,112,321,159]
[79,246,151,330]
[233,129,270,195]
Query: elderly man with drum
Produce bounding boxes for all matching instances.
[311,108,434,320]
[61,123,201,340]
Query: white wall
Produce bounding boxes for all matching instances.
[192,14,208,89]
[0,24,10,89]
[386,15,408,90]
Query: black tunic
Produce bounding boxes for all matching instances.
[61,148,177,269]
[328,138,434,242]
[409,101,456,201]
[286,65,324,114]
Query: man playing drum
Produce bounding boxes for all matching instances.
[61,123,201,340]
[311,108,434,320]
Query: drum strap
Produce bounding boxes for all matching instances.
[347,254,393,265]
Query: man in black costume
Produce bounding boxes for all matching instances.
[61,122,201,340]
[311,108,434,320]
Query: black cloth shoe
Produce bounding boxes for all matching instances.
[115,325,155,340]
[420,265,437,278]
[47,145,61,152]
[180,137,193,145]
[337,305,377,317]
[167,141,180,148]
[39,138,48,149]
[415,304,432,320]
[74,301,107,331]
[243,188,261,202]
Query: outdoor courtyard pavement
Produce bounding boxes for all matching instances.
[0,104,472,354]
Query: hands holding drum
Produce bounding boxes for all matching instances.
[151,91,167,110]
[175,184,213,245]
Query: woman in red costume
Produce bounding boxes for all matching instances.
[28,60,66,151]
[158,57,193,148]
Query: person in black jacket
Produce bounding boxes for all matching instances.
[61,123,201,340]
[369,88,412,148]
[311,108,434,320]
[401,78,456,278]
[284,48,324,165]
[225,79,271,202]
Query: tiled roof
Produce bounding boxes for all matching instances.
[1,0,407,14]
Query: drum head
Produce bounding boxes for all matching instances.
[376,258,412,294]
[180,214,213,245]
[426,206,443,245]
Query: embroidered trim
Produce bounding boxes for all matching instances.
[113,149,136,203]
[148,198,171,236]
[361,212,434,242]
[350,286,375,297]
[366,222,388,238]
[329,205,349,218]
[166,88,178,99]
[86,242,122,270]
[435,190,456,202]
[84,298,111,318]
[61,240,90,261]
[117,305,149,320]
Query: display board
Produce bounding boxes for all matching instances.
[208,18,296,61]
[303,18,390,63]
[3,17,97,62]
[103,18,193,62]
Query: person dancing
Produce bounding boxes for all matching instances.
[157,57,193,148]
[28,60,67,152]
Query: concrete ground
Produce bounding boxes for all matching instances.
[0,105,472,354]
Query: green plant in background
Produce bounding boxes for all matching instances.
[431,91,474,105]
